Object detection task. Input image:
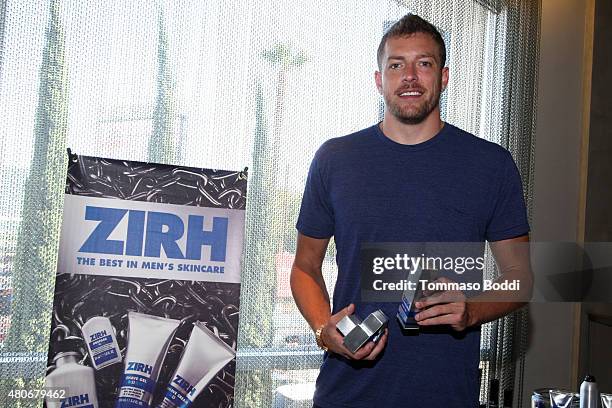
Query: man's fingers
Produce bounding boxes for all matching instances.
[416,302,467,320]
[414,303,469,331]
[348,303,355,313]
[350,333,387,360]
[415,304,453,322]
[336,338,368,360]
[415,292,446,308]
[322,326,347,352]
[415,314,454,326]
[330,303,355,324]
[417,313,467,331]
[363,330,388,361]
[416,290,465,309]
[351,342,375,359]
[345,303,355,317]
[324,304,389,360]
[331,329,388,361]
[322,320,365,358]
[337,337,358,357]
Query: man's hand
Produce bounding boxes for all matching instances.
[291,234,389,359]
[414,277,473,331]
[414,235,532,330]
[321,303,389,360]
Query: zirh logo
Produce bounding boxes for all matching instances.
[127,361,153,375]
[60,394,90,408]
[173,374,197,397]
[78,206,228,262]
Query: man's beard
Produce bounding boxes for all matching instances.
[385,87,441,125]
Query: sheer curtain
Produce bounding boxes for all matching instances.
[0,0,538,406]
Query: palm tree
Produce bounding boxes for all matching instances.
[240,82,274,350]
[261,43,308,249]
[261,43,307,174]
[234,82,274,408]
[235,44,307,408]
[148,2,178,164]
[241,43,308,349]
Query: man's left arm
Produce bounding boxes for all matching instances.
[414,234,532,331]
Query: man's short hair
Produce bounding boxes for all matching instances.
[377,14,447,70]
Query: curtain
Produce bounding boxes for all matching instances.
[479,1,541,407]
[0,0,539,407]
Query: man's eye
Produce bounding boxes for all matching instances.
[389,63,401,69]
[419,61,433,67]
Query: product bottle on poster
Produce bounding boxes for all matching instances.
[579,375,599,408]
[157,322,236,408]
[44,352,99,408]
[81,316,122,370]
[115,312,180,408]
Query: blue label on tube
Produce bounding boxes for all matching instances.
[90,334,114,350]
[94,348,118,365]
[115,372,156,408]
[160,384,193,408]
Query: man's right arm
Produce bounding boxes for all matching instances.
[290,232,332,331]
[290,232,388,360]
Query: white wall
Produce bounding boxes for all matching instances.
[521,0,590,405]
[531,2,586,242]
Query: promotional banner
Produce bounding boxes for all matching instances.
[45,153,247,408]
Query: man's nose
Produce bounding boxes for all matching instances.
[401,63,417,82]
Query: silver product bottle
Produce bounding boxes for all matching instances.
[579,375,599,408]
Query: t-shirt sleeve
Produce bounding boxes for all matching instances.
[296,148,335,239]
[485,150,530,242]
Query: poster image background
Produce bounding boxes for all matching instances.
[49,274,239,407]
[46,154,247,407]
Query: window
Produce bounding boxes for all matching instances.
[0,1,533,406]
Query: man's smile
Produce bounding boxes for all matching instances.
[396,87,425,98]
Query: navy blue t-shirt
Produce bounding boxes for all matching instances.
[296,123,529,408]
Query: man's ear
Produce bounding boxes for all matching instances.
[375,70,383,94]
[441,67,449,92]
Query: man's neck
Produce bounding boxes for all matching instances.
[380,111,444,145]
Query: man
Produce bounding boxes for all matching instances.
[291,13,532,408]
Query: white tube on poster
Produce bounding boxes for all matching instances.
[158,322,236,408]
[115,312,180,408]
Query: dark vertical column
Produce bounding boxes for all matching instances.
[585,0,612,242]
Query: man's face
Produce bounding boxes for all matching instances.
[375,33,449,125]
